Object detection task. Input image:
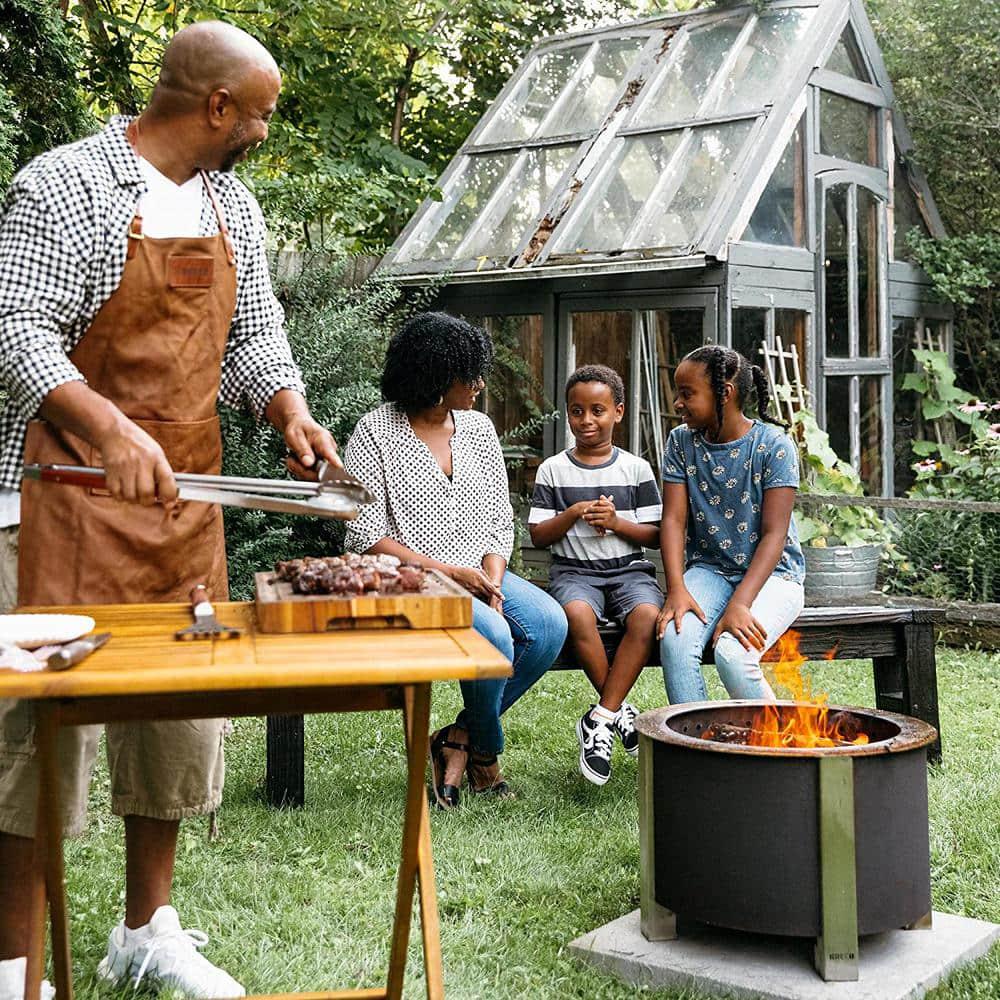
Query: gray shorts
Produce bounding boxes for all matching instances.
[549,562,663,624]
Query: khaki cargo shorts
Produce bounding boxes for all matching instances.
[0,527,225,838]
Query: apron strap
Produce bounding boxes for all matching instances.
[200,171,236,267]
[126,214,144,260]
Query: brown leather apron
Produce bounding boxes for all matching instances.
[18,167,237,605]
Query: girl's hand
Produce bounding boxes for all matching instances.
[656,588,708,640]
[447,565,504,601]
[583,495,617,536]
[713,602,767,651]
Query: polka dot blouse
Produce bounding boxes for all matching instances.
[344,403,514,569]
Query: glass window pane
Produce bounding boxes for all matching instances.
[478,315,547,494]
[859,375,884,495]
[709,7,815,116]
[633,18,746,127]
[551,133,683,254]
[464,145,576,259]
[892,316,918,495]
[819,91,876,165]
[824,26,870,81]
[825,376,851,465]
[478,45,588,144]
[741,117,805,246]
[654,309,705,455]
[570,311,632,448]
[539,38,645,137]
[857,188,883,357]
[732,308,767,365]
[398,153,516,261]
[628,120,754,249]
[893,159,929,261]
[824,185,850,357]
[775,310,808,392]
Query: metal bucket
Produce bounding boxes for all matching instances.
[804,544,881,603]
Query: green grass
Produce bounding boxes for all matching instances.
[58,646,999,999]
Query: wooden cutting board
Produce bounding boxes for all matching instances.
[254,569,473,633]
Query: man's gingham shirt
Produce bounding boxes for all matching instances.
[0,116,306,491]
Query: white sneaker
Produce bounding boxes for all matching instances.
[577,707,614,786]
[96,905,245,998]
[0,957,54,1000]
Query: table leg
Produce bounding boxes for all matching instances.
[386,684,432,1000]
[27,705,73,1000]
[401,687,443,1000]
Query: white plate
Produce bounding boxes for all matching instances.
[0,614,96,649]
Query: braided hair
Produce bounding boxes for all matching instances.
[683,345,786,440]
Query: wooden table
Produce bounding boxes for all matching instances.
[0,601,511,1000]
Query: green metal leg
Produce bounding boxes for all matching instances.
[814,755,859,981]
[638,733,677,941]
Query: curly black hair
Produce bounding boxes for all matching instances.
[381,312,494,412]
[565,364,625,405]
[683,345,786,439]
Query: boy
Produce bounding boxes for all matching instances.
[529,365,662,785]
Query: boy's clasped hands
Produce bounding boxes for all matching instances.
[576,493,616,536]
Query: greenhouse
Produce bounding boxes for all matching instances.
[382,0,952,497]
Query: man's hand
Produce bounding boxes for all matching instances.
[656,586,708,640]
[712,602,767,651]
[265,389,342,479]
[96,419,176,506]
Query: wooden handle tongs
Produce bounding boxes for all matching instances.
[23,461,374,520]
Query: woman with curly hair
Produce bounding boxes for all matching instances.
[344,312,567,807]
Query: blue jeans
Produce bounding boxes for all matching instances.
[659,565,805,704]
[456,570,567,755]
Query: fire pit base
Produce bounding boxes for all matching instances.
[569,908,1000,1000]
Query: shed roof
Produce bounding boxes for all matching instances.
[382,0,942,282]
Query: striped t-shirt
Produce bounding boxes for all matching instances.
[529,447,662,572]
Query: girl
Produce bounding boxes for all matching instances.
[657,346,805,703]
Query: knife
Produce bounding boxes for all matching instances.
[47,632,112,671]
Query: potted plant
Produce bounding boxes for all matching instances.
[789,409,888,602]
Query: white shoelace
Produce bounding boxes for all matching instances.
[617,704,637,737]
[131,926,210,991]
[586,718,614,756]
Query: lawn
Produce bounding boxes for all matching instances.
[59,646,1000,1000]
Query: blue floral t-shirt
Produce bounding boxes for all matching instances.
[661,420,805,584]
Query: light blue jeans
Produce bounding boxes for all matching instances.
[456,570,567,756]
[660,565,805,704]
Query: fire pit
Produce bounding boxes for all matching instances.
[635,700,938,982]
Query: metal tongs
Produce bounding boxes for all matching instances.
[23,461,374,520]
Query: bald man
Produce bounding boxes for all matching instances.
[0,22,338,998]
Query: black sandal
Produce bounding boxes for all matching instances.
[429,725,469,810]
[466,752,514,800]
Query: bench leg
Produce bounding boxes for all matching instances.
[265,714,305,808]
[902,621,942,763]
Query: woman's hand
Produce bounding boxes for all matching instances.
[712,602,767,651]
[446,565,504,602]
[656,587,708,640]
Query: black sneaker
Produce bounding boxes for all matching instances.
[576,708,614,786]
[614,701,640,757]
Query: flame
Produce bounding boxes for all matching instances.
[748,630,869,749]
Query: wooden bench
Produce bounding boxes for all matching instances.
[263,605,943,807]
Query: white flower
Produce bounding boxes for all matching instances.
[696,511,706,522]
[726,478,737,488]
[915,458,938,472]
[753,472,762,484]
[989,424,1000,440]
[664,464,678,474]
[686,465,697,475]
[692,552,702,560]
[744,460,751,470]
[700,481,710,492]
[757,444,766,453]
[713,465,725,475]
[741,491,750,504]
[750,532,759,543]
[735,553,747,565]
[729,448,740,458]
[737,521,748,532]
[724,508,735,519]
[708,525,720,535]
[959,401,990,413]
[700,539,709,549]
[710,495,722,505]
[752,503,761,514]
[776,448,786,459]
[719,539,732,549]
